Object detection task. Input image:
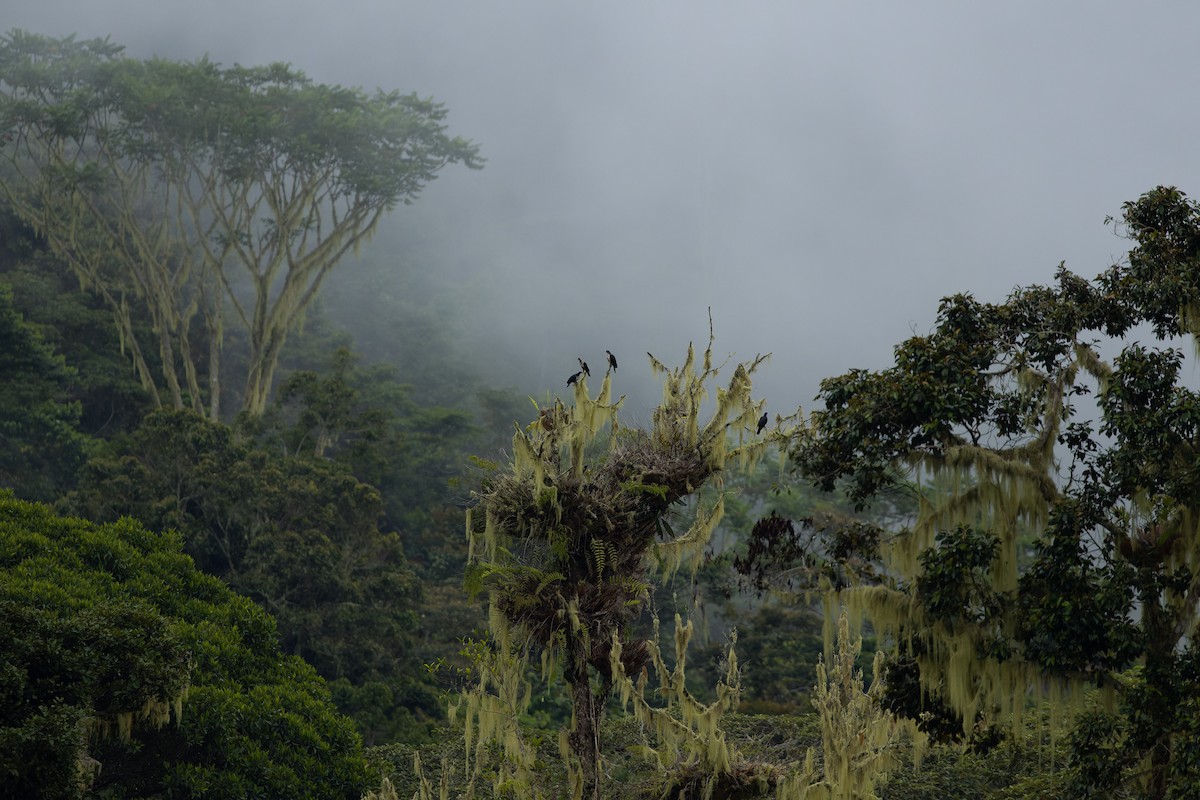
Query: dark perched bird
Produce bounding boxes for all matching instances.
[757,411,769,434]
[606,350,618,371]
[578,357,590,377]
[567,371,582,386]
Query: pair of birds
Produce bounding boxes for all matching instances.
[567,351,618,386]
[565,351,770,436]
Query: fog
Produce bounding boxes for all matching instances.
[10,1,1200,417]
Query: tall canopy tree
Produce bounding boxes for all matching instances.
[0,29,482,418]
[787,186,1200,799]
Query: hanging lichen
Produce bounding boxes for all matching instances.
[809,609,905,800]
[609,615,778,800]
[461,325,790,800]
[448,623,543,800]
[84,685,188,745]
[785,191,1200,798]
[362,775,401,800]
[810,344,1113,759]
[791,268,1200,800]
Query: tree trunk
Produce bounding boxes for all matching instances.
[566,638,605,800]
[1140,579,1178,800]
[112,303,162,409]
[243,325,289,416]
[208,333,221,421]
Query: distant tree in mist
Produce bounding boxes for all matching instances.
[0,29,482,418]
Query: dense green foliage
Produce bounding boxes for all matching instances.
[0,284,91,501]
[65,407,442,743]
[263,344,477,537]
[0,43,493,745]
[0,493,370,799]
[0,210,155,436]
[0,210,494,748]
[787,186,1200,798]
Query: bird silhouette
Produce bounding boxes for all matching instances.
[567,371,582,387]
[606,350,618,371]
[757,412,769,434]
[578,357,590,377]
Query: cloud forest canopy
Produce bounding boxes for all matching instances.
[0,29,482,418]
[787,186,1200,799]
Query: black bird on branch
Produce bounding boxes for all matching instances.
[757,411,769,435]
[567,371,582,387]
[578,357,590,377]
[606,350,618,371]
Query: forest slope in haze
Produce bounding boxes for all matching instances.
[3,31,1200,800]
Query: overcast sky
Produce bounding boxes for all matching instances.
[9,2,1200,418]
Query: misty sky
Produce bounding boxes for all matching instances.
[9,2,1200,418]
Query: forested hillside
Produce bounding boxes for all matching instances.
[4,29,1200,800]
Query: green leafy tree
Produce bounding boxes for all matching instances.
[271,346,389,459]
[0,29,482,418]
[462,336,778,799]
[0,492,369,799]
[0,283,90,500]
[788,186,1200,799]
[262,344,476,536]
[0,216,155,438]
[66,408,428,741]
